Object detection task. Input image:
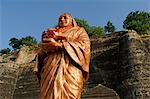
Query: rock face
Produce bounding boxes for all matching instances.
[82,84,120,99]
[0,31,150,99]
[118,31,150,98]
[90,32,120,90]
[15,46,37,64]
[0,63,21,99]
[13,65,40,99]
[90,31,150,99]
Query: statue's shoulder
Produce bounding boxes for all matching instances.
[70,26,86,33]
[75,26,85,31]
[77,27,87,33]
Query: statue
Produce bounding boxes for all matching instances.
[33,13,90,99]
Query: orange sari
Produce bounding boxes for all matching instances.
[38,26,90,99]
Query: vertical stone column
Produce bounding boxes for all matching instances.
[118,31,150,98]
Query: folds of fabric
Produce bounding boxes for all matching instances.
[39,27,90,99]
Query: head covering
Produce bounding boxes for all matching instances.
[58,13,78,27]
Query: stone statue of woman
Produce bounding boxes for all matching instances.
[34,13,90,99]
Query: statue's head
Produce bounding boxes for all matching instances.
[58,13,77,27]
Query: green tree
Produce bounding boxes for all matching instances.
[104,20,116,33]
[21,36,37,46]
[0,48,11,55]
[88,26,105,36]
[123,11,150,35]
[75,18,89,31]
[75,18,104,36]
[9,36,37,50]
[9,38,21,50]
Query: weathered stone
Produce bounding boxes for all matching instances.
[0,56,2,63]
[0,63,21,99]
[118,32,150,98]
[15,46,37,65]
[82,84,120,99]
[13,66,40,99]
[0,31,150,99]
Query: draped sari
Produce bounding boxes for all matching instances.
[38,26,90,99]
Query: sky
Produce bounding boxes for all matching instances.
[0,0,149,50]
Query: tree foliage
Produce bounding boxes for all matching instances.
[75,18,89,31]
[123,11,150,35]
[9,36,37,50]
[21,36,37,46]
[87,26,105,36]
[0,48,11,55]
[104,20,116,33]
[75,18,104,37]
[9,38,21,50]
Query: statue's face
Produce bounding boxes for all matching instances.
[58,14,72,27]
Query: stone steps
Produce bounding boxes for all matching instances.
[13,66,40,99]
[82,84,120,99]
[13,90,40,99]
[0,63,20,99]
[12,66,120,99]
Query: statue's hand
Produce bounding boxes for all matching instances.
[40,40,61,52]
[49,40,62,48]
[55,35,66,41]
[42,38,54,42]
[42,30,55,41]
